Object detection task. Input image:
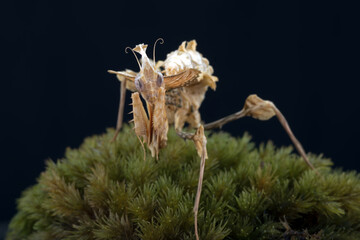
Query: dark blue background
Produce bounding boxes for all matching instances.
[1,0,358,227]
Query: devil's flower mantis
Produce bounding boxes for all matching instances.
[109,39,316,240]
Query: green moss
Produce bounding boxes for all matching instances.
[6,125,360,239]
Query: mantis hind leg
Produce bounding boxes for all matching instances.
[204,94,318,173]
[176,125,207,240]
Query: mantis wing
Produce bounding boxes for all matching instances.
[163,69,201,90]
[109,68,215,92]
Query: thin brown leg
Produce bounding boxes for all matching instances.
[272,105,317,173]
[194,143,206,240]
[204,109,247,130]
[204,94,318,173]
[176,126,207,240]
[111,79,127,142]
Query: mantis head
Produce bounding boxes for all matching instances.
[127,40,164,104]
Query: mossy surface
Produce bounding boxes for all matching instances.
[6,125,360,240]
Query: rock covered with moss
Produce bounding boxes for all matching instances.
[6,125,360,240]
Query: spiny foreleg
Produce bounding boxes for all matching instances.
[151,87,169,159]
[130,92,149,160]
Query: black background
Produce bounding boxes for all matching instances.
[1,0,359,223]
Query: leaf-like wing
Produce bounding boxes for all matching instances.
[164,69,201,91]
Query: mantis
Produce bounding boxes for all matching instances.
[108,39,316,240]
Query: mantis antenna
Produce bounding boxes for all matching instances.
[125,47,141,69]
[153,38,164,64]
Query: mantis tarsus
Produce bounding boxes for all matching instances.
[109,39,316,240]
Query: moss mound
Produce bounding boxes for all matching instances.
[6,125,360,240]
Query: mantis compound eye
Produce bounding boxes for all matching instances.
[156,72,164,87]
[135,74,144,91]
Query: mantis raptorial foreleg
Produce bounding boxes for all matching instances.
[204,94,317,173]
[150,87,169,159]
[111,79,127,142]
[130,92,149,160]
[177,125,207,240]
